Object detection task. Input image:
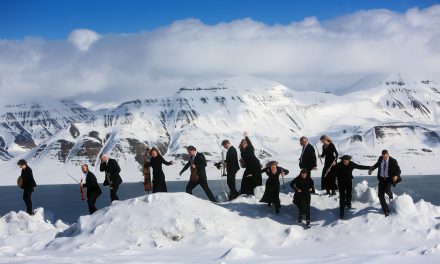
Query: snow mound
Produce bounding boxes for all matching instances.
[0,208,68,252]
[394,194,418,217]
[47,193,290,252]
[353,180,379,203]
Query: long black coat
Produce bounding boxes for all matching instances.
[260,167,289,204]
[321,142,338,167]
[83,171,102,198]
[181,152,208,180]
[21,166,37,190]
[240,137,261,173]
[371,156,401,181]
[290,175,315,203]
[100,158,123,186]
[226,146,240,173]
[299,143,317,170]
[321,142,338,190]
[148,156,172,179]
[335,161,370,185]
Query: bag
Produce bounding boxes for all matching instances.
[239,158,246,168]
[17,176,24,189]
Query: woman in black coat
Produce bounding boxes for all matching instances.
[147,148,174,193]
[291,169,314,228]
[320,135,338,196]
[17,159,37,215]
[239,131,262,195]
[260,161,289,214]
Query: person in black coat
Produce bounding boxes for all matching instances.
[335,155,370,218]
[222,139,240,200]
[239,131,262,195]
[299,136,317,178]
[369,149,401,217]
[147,147,174,193]
[320,135,338,196]
[260,161,289,214]
[99,154,123,202]
[180,146,216,202]
[81,164,102,214]
[17,159,37,215]
[290,169,314,228]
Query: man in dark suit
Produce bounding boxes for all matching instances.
[222,139,240,200]
[369,149,401,217]
[180,146,216,202]
[299,136,317,178]
[17,159,37,215]
[81,164,102,214]
[99,154,123,202]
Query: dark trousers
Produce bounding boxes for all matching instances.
[87,192,100,214]
[23,188,33,215]
[294,195,311,220]
[240,174,255,195]
[339,181,352,215]
[110,182,120,202]
[153,176,168,193]
[322,165,337,193]
[186,178,216,202]
[378,179,393,214]
[227,170,238,200]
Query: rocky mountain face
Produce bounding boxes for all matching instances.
[0,74,439,184]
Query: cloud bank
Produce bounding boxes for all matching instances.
[1,5,440,105]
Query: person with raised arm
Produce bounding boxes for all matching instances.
[99,154,123,202]
[239,131,263,195]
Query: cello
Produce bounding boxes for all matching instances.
[189,157,199,182]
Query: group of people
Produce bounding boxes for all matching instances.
[17,133,401,228]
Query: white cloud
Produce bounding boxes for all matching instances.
[68,29,100,51]
[0,5,440,105]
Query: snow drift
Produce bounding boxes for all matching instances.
[1,182,440,263]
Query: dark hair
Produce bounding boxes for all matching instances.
[300,168,308,174]
[149,147,161,156]
[17,159,27,166]
[382,149,389,155]
[187,146,196,151]
[320,135,332,142]
[221,140,230,146]
[266,161,279,167]
[299,136,308,142]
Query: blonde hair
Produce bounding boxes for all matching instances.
[320,135,332,143]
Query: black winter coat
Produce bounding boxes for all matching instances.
[181,152,208,180]
[83,171,102,198]
[335,161,370,184]
[239,137,261,173]
[21,166,37,190]
[290,175,314,202]
[226,146,240,173]
[299,143,317,170]
[147,156,172,179]
[100,158,123,186]
[321,142,338,167]
[260,167,289,204]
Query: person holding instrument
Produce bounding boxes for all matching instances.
[320,135,338,196]
[80,164,102,214]
[180,146,216,202]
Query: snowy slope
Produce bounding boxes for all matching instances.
[0,182,439,263]
[0,74,440,185]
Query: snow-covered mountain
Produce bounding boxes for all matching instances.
[1,73,439,185]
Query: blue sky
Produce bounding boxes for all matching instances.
[1,0,439,39]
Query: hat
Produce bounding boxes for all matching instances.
[340,155,351,160]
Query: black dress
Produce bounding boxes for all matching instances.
[260,167,289,213]
[147,155,172,193]
[321,142,338,193]
[83,171,102,214]
[239,136,262,195]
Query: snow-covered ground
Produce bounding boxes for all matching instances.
[1,181,439,263]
